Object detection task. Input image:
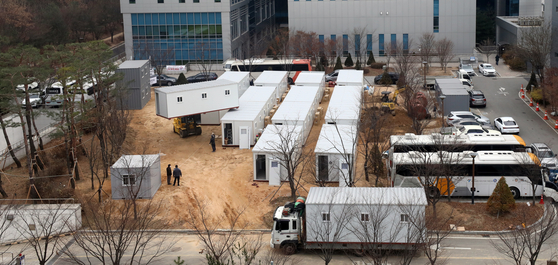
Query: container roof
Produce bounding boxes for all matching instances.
[336,70,364,84]
[220,101,267,121]
[306,187,428,206]
[439,87,469,95]
[118,60,149,69]
[252,125,303,153]
[112,154,159,168]
[435,78,461,84]
[239,86,276,103]
[326,86,362,122]
[272,101,313,121]
[283,86,320,102]
[295,72,325,85]
[254,71,288,84]
[154,79,236,94]
[314,124,357,154]
[218,72,250,83]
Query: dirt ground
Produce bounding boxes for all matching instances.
[0,66,542,230]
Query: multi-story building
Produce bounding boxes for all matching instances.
[287,0,477,57]
[120,0,276,65]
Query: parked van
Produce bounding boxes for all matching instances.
[460,79,474,91]
[458,70,473,84]
[45,80,94,108]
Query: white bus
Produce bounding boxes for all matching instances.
[223,58,312,72]
[389,150,543,199]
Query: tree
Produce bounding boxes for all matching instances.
[344,53,354,67]
[542,67,558,113]
[492,204,558,265]
[334,57,343,70]
[486,177,516,216]
[367,51,375,65]
[136,40,175,84]
[0,83,22,168]
[516,22,552,83]
[64,198,176,265]
[176,73,187,85]
[479,38,497,64]
[436,38,454,72]
[349,27,375,65]
[526,71,538,91]
[392,39,420,90]
[355,59,361,70]
[419,33,436,71]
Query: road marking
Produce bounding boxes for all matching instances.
[518,91,558,136]
[498,87,508,96]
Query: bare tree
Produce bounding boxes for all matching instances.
[436,38,455,72]
[492,204,558,265]
[513,153,543,206]
[349,27,376,65]
[516,22,552,83]
[419,33,436,71]
[393,39,420,90]
[63,198,176,265]
[136,39,175,84]
[421,210,454,265]
[479,38,497,64]
[358,105,392,185]
[543,67,558,113]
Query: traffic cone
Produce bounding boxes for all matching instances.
[555,120,558,129]
[540,194,544,204]
[520,85,525,98]
[544,111,549,120]
[536,103,540,111]
[529,98,534,106]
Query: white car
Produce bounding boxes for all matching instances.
[478,63,496,76]
[455,125,501,135]
[494,117,520,134]
[21,93,42,108]
[447,111,490,125]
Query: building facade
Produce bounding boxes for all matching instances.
[287,0,477,56]
[120,0,276,64]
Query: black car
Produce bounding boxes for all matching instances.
[186,72,218,83]
[374,72,399,85]
[155,75,178,86]
[468,90,486,107]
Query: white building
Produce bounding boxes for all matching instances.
[287,0,476,56]
[119,0,277,64]
[325,86,362,126]
[314,124,358,186]
[253,71,289,100]
[293,72,325,101]
[252,125,303,185]
[336,70,364,87]
[111,154,162,200]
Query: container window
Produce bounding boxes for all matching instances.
[177,96,183,103]
[361,213,370,222]
[122,174,137,186]
[322,212,330,222]
[202,93,207,99]
[225,90,230,95]
[400,214,409,222]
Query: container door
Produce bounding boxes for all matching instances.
[339,160,350,187]
[269,160,281,186]
[239,126,250,149]
[318,156,329,181]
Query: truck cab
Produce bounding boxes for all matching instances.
[271,206,302,255]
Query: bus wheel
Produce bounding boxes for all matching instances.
[510,187,520,199]
[352,249,365,257]
[427,187,440,198]
[282,243,297,255]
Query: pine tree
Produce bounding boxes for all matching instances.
[526,71,538,91]
[315,61,324,71]
[320,55,329,67]
[367,52,376,65]
[344,54,354,67]
[177,73,188,85]
[380,72,393,86]
[334,57,343,70]
[486,177,516,216]
[355,59,361,70]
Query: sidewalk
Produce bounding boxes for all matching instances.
[518,85,558,133]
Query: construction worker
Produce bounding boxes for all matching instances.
[210,133,216,152]
[173,165,182,186]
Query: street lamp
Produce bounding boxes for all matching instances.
[439,94,446,128]
[469,152,478,204]
[422,61,428,89]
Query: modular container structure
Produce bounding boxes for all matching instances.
[252,125,303,185]
[335,70,365,87]
[435,78,469,115]
[115,60,151,110]
[314,124,358,186]
[293,72,326,101]
[253,71,289,100]
[325,86,362,126]
[110,154,161,200]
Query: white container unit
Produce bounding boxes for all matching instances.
[218,71,251,98]
[325,86,362,126]
[283,86,321,110]
[155,79,239,119]
[272,100,316,144]
[253,71,289,100]
[221,86,276,148]
[336,70,364,87]
[252,125,303,185]
[314,124,358,186]
[294,72,325,101]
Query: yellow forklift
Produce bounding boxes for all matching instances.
[173,115,202,138]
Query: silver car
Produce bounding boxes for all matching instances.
[450,118,494,130]
[447,111,490,125]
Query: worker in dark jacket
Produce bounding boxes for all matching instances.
[173,165,182,186]
[166,164,172,185]
[210,133,216,152]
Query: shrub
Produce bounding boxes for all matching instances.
[367,52,376,65]
[334,57,343,70]
[177,73,187,85]
[355,59,361,70]
[531,88,545,104]
[526,71,538,91]
[380,72,393,86]
[486,177,516,216]
[369,63,386,69]
[507,57,527,71]
[344,54,354,67]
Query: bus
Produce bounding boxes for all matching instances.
[388,133,526,153]
[389,150,543,199]
[223,58,312,72]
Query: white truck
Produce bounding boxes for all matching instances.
[270,187,427,255]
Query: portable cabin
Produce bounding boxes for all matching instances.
[293,72,326,101]
[314,124,358,186]
[253,71,289,100]
[218,71,251,98]
[305,187,427,248]
[325,86,362,126]
[115,60,151,110]
[220,87,276,148]
[252,125,303,185]
[335,69,365,87]
[283,86,321,110]
[272,100,316,144]
[155,79,239,119]
[110,154,161,200]
[435,79,469,116]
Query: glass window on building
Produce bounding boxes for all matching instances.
[403,34,408,51]
[366,34,372,55]
[130,0,136,3]
[391,34,396,51]
[379,34,384,56]
[354,34,360,57]
[342,34,348,56]
[433,0,439,32]
[158,0,164,3]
